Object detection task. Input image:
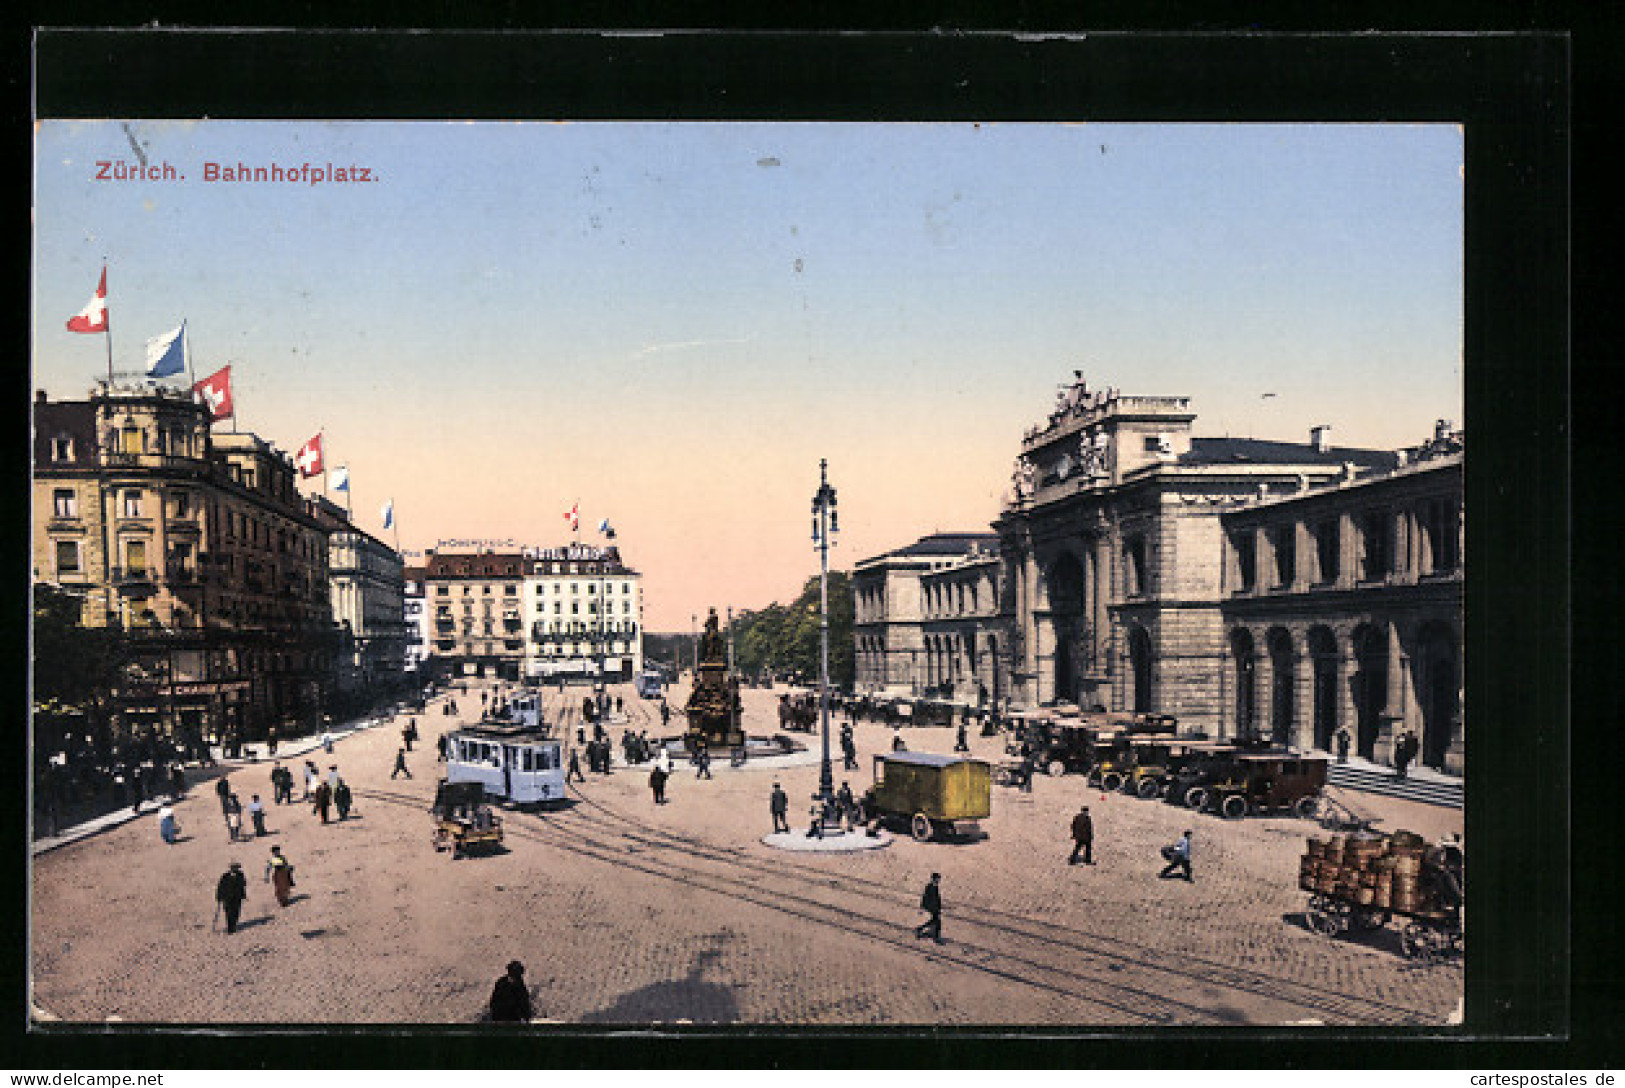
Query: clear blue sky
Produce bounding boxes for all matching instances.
[32,121,1463,629]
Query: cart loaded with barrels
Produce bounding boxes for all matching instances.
[1299,830,1463,962]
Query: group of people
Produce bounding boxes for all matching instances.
[212,845,299,934]
[769,780,866,838]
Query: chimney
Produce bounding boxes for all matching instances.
[1311,425,1332,453]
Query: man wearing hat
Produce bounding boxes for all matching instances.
[1069,803,1095,865]
[915,873,944,943]
[215,862,248,934]
[489,960,533,1022]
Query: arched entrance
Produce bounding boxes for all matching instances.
[1230,628,1257,742]
[1046,552,1086,705]
[1267,627,1296,747]
[1351,624,1388,761]
[1308,626,1339,752]
[1128,625,1153,713]
[1415,622,1459,770]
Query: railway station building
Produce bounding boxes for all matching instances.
[853,375,1464,773]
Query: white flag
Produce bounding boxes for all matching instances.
[331,465,350,492]
[381,500,394,530]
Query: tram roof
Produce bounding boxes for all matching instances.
[451,723,557,742]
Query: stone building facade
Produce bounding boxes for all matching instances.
[522,545,644,682]
[422,551,529,680]
[313,497,407,708]
[1216,426,1463,771]
[852,376,1464,772]
[33,385,336,749]
[852,532,999,698]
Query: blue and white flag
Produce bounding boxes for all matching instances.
[331,465,350,492]
[382,499,394,530]
[598,517,616,540]
[145,321,187,378]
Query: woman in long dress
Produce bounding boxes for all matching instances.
[265,846,295,907]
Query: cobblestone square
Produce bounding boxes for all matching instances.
[31,681,1463,1028]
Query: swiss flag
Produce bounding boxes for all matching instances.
[66,267,109,334]
[193,366,234,420]
[563,502,579,531]
[295,434,324,478]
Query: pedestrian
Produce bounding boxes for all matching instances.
[566,748,584,783]
[402,722,414,753]
[955,721,970,753]
[215,861,248,934]
[770,782,790,833]
[438,734,449,762]
[269,762,284,804]
[392,748,412,780]
[695,747,712,779]
[130,763,145,814]
[1335,727,1352,764]
[660,700,670,727]
[265,845,296,907]
[1395,731,1419,778]
[1068,804,1095,865]
[650,764,668,804]
[915,873,943,943]
[215,774,231,810]
[806,801,825,839]
[225,792,245,843]
[334,778,353,820]
[836,781,857,831]
[841,730,858,771]
[615,695,623,715]
[266,726,278,756]
[327,764,341,790]
[158,806,181,845]
[303,761,319,800]
[313,780,332,825]
[1159,830,1195,882]
[249,794,268,837]
[322,731,334,755]
[489,960,533,1023]
[169,762,186,800]
[892,730,907,752]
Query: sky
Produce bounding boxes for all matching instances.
[32,121,1463,631]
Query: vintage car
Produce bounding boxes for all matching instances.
[1161,745,1247,811]
[864,752,991,842]
[1205,751,1328,819]
[431,780,504,858]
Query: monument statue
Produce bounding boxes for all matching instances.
[684,607,743,750]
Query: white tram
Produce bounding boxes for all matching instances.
[444,722,565,805]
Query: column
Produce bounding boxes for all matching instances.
[1379,620,1406,764]
[1292,631,1316,752]
[1333,642,1356,754]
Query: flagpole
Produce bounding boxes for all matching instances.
[321,428,328,499]
[103,263,114,388]
[184,321,196,391]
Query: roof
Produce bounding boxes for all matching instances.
[452,723,556,742]
[1180,437,1396,469]
[875,751,988,769]
[862,531,1000,564]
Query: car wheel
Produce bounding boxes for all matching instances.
[1047,759,1066,777]
[1294,795,1321,820]
[1100,772,1123,793]
[911,813,934,842]
[1221,794,1248,819]
[1184,786,1207,810]
[1136,778,1161,799]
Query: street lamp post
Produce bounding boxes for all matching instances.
[810,459,838,816]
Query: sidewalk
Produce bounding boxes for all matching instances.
[30,714,392,857]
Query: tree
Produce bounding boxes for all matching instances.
[731,572,854,689]
[32,584,126,756]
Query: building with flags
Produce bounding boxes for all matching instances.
[521,543,643,683]
[401,564,429,675]
[311,496,408,712]
[419,543,644,683]
[32,383,338,754]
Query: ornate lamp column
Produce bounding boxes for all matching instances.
[811,459,839,813]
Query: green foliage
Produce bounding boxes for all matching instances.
[32,583,125,714]
[731,571,854,689]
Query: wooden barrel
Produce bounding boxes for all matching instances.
[1372,883,1391,909]
[1355,885,1375,905]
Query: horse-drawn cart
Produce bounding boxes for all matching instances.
[1299,831,1462,962]
[431,780,504,859]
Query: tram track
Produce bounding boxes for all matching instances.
[351,783,1440,1026]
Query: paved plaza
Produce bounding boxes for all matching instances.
[30,681,1463,1027]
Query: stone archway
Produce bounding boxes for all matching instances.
[1128,625,1153,714]
[1308,626,1339,752]
[1414,621,1459,770]
[1230,628,1257,742]
[1351,624,1388,761]
[1267,627,1296,747]
[1045,551,1087,705]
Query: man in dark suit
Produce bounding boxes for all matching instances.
[1069,804,1095,865]
[489,961,533,1022]
[915,873,943,942]
[215,862,248,934]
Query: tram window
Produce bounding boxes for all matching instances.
[543,748,559,770]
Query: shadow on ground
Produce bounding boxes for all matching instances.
[579,942,741,1025]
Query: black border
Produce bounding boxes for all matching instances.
[19,25,1581,1070]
